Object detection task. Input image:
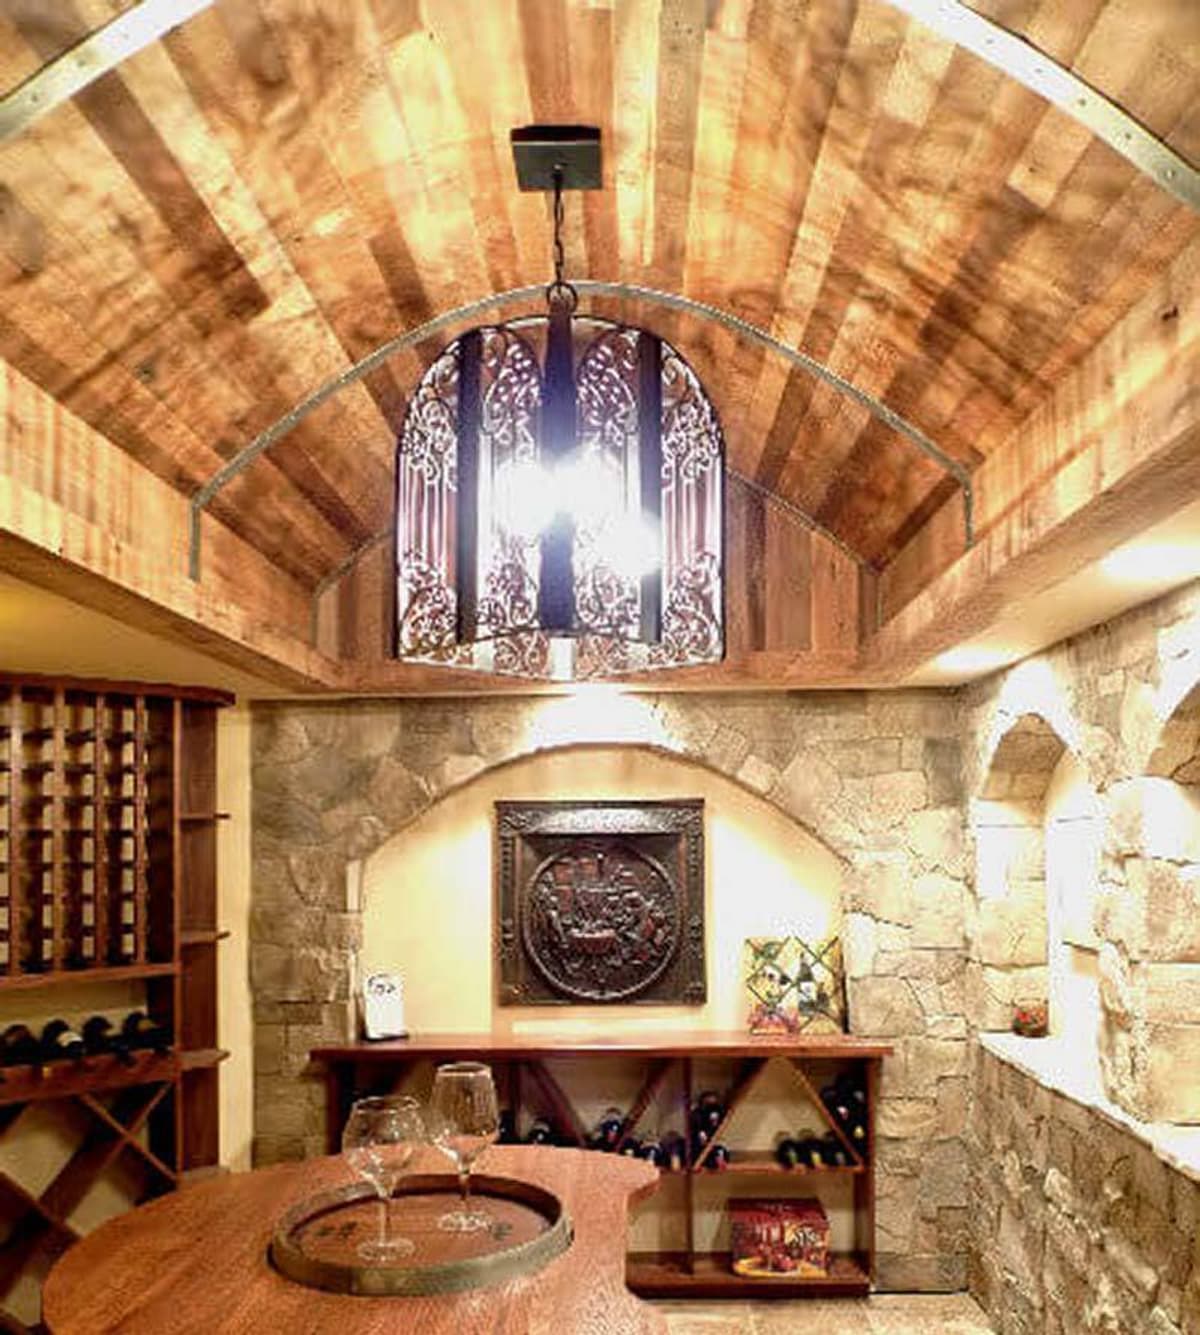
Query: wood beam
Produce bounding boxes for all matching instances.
[868,233,1200,675]
[0,359,331,691]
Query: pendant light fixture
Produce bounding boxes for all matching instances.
[394,126,724,681]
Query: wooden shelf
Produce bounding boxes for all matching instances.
[691,1150,865,1176]
[180,1048,229,1071]
[179,929,229,946]
[0,675,229,1327]
[0,962,178,991]
[626,1250,872,1298]
[0,1050,179,1107]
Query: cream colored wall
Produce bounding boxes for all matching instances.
[1044,750,1102,1071]
[360,746,844,1036]
[218,706,253,1171]
[360,745,847,1251]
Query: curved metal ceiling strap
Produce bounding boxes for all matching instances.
[0,0,215,143]
[188,282,974,581]
[887,0,1200,214]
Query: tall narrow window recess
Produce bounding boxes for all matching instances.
[394,126,725,682]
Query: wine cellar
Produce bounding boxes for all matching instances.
[0,673,230,1329]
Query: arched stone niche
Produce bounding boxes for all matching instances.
[1097,682,1200,1122]
[968,714,1071,1030]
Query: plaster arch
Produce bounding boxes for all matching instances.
[353,743,848,1037]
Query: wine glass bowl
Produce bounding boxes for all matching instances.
[341,1094,426,1262]
[428,1062,500,1233]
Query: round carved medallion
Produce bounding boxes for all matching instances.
[522,842,680,1002]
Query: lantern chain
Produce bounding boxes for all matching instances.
[546,165,578,311]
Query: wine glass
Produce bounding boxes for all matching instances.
[341,1094,426,1262]
[427,1062,500,1233]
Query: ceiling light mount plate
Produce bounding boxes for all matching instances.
[511,125,602,191]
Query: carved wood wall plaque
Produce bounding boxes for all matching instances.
[496,800,706,1006]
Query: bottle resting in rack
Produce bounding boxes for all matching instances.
[0,1024,40,1067]
[121,1011,171,1054]
[41,1020,86,1062]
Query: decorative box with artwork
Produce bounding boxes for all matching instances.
[496,800,705,1005]
[729,1197,830,1278]
[744,936,846,1035]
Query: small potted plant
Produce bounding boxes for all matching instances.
[1012,998,1048,1038]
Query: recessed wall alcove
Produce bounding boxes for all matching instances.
[355,745,844,1036]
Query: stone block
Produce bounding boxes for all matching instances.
[1144,963,1200,1022]
[828,737,901,777]
[906,807,967,877]
[911,873,966,947]
[251,943,350,1003]
[848,976,924,1036]
[877,1097,938,1139]
[977,893,1048,967]
[868,770,929,828]
[1146,1025,1200,1122]
[365,757,429,832]
[843,912,877,978]
[736,753,777,795]
[920,1140,968,1209]
[846,856,913,925]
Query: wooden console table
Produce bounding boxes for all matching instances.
[43,1147,663,1334]
[312,1031,891,1298]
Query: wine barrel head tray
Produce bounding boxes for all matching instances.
[271,1173,573,1296]
[0,673,231,1331]
[312,1032,891,1300]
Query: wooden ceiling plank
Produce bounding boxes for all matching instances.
[141,17,408,452]
[875,230,1200,637]
[744,1,910,487]
[754,8,969,509]
[0,35,392,564]
[767,0,1095,513]
[569,6,621,285]
[815,1,1197,552]
[426,1,533,294]
[611,0,659,279]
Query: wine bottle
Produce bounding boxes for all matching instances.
[41,1019,85,1062]
[661,1132,687,1173]
[595,1106,624,1151]
[696,1090,724,1136]
[708,1143,730,1170]
[774,1133,802,1169]
[620,1136,642,1158]
[0,1023,40,1067]
[638,1136,664,1167]
[121,1011,170,1054]
[822,1131,850,1167]
[525,1117,554,1146]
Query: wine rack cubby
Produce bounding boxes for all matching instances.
[0,673,231,1331]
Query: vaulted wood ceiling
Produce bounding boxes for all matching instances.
[0,0,1198,692]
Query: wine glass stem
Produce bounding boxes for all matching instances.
[458,1166,470,1216]
[379,1191,389,1250]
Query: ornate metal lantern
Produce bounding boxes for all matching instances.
[394,129,724,681]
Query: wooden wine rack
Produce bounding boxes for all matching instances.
[0,673,231,1332]
[313,1032,891,1300]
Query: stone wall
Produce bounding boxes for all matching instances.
[970,1045,1200,1335]
[251,689,969,1290]
[963,578,1200,1120]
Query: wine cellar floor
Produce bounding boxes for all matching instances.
[649,1292,994,1333]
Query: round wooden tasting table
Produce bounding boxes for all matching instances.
[44,1146,665,1335]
